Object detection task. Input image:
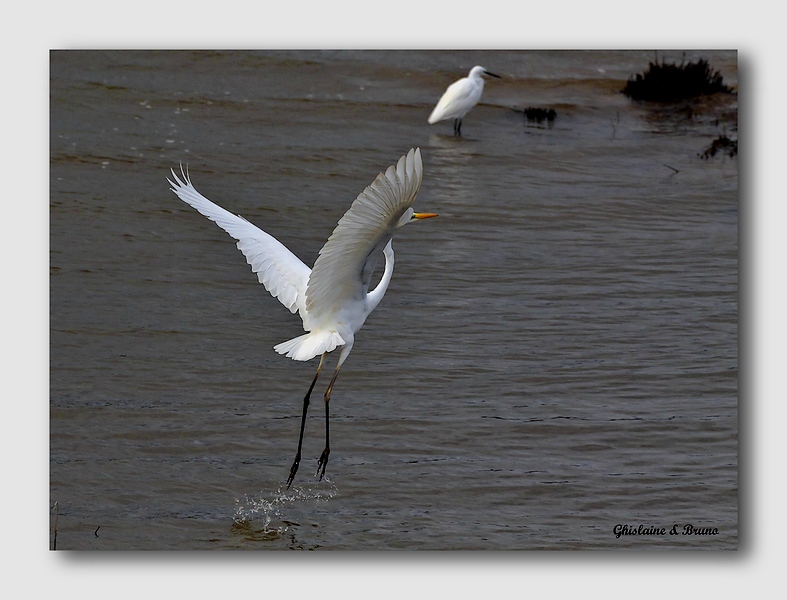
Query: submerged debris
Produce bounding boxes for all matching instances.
[516,107,558,130]
[623,57,733,102]
[523,107,557,123]
[700,135,738,159]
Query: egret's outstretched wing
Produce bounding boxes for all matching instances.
[306,148,423,322]
[169,166,310,316]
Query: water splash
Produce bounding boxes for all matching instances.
[232,481,338,541]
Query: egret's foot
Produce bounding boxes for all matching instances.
[287,455,301,489]
[316,448,330,481]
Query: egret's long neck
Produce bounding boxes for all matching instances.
[366,241,395,314]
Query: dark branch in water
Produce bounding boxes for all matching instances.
[700,135,738,159]
[52,501,59,551]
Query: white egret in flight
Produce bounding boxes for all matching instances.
[168,148,436,487]
[428,65,501,135]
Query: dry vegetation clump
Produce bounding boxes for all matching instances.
[623,58,733,102]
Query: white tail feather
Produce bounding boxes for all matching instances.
[274,330,345,361]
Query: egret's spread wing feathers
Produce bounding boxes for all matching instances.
[305,148,423,322]
[169,167,310,315]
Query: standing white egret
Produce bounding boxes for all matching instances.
[168,148,436,487]
[428,65,501,135]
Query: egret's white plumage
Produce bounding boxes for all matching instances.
[168,148,436,486]
[428,65,501,135]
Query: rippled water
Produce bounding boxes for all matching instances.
[50,50,737,550]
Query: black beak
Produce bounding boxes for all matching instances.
[484,70,501,78]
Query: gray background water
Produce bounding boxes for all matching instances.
[50,50,737,550]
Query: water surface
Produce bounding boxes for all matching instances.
[50,50,737,550]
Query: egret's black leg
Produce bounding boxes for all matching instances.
[287,353,325,488]
[316,365,342,481]
[454,118,462,136]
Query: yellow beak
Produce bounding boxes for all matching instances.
[413,212,438,220]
